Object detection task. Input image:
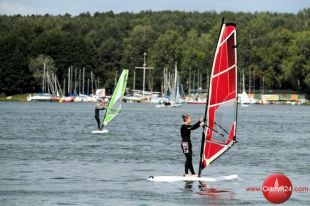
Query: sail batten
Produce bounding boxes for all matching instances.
[102,69,128,127]
[198,20,238,177]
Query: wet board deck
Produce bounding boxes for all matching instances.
[148,174,238,182]
[91,129,109,134]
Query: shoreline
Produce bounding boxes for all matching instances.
[0,94,29,102]
[1,93,309,105]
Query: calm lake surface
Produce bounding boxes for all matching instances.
[0,102,309,205]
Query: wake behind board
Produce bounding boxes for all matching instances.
[148,174,238,182]
[91,129,109,134]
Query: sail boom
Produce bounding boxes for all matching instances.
[205,140,235,166]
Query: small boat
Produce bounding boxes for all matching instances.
[238,71,251,106]
[186,98,207,104]
[51,96,61,102]
[27,93,52,102]
[59,96,75,102]
[155,101,182,108]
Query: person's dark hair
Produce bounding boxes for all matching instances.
[182,114,190,122]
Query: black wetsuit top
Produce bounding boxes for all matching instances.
[180,121,201,153]
[95,103,107,130]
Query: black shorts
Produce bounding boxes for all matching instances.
[181,142,192,154]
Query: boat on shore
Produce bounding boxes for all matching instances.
[59,96,75,103]
[27,93,53,102]
[185,97,207,104]
[155,101,182,108]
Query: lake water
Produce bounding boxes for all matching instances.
[0,102,309,205]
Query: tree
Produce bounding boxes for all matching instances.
[284,31,310,93]
[1,10,310,96]
[122,25,157,89]
[0,35,32,95]
[29,55,56,90]
[149,29,183,90]
[97,37,123,88]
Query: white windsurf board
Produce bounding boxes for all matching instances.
[148,174,238,182]
[91,129,109,134]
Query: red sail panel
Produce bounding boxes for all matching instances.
[213,25,236,76]
[210,67,236,105]
[221,25,236,43]
[200,22,237,171]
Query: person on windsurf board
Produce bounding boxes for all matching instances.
[95,98,108,130]
[180,114,204,176]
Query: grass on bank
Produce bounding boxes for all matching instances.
[0,94,29,102]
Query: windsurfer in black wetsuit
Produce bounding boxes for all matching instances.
[95,99,108,130]
[180,114,203,176]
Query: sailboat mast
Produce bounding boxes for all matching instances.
[189,67,191,95]
[174,62,178,101]
[63,78,66,96]
[91,71,94,95]
[70,67,73,94]
[253,70,255,95]
[248,69,251,94]
[67,67,69,95]
[74,68,77,94]
[79,69,81,94]
[42,63,46,93]
[54,74,57,96]
[133,70,136,91]
[193,73,196,94]
[47,68,50,94]
[82,67,85,94]
[197,70,200,91]
[87,78,90,95]
[242,70,245,93]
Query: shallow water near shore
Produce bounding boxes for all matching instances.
[0,102,309,205]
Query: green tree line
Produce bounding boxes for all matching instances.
[0,9,310,96]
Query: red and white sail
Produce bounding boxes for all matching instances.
[199,20,238,175]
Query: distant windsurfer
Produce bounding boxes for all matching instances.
[95,99,108,130]
[180,114,203,176]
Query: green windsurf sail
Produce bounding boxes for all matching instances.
[102,69,129,128]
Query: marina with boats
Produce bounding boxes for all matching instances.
[24,62,308,105]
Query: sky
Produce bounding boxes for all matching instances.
[0,0,309,16]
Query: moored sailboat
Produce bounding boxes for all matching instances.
[156,63,184,108]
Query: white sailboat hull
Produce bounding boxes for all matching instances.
[27,93,53,102]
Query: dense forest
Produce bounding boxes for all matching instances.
[1,9,310,97]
